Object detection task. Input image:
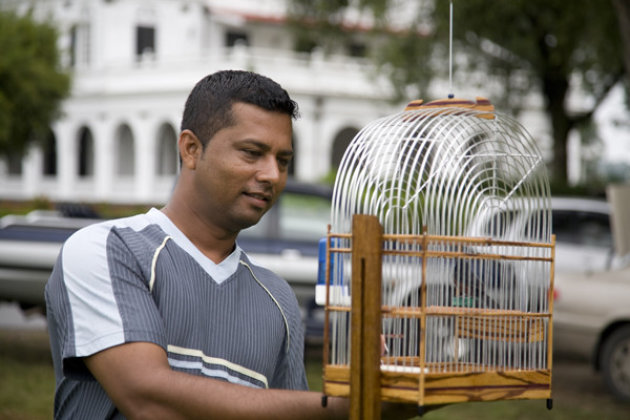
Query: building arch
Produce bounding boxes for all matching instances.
[42,129,57,176]
[115,123,135,176]
[156,122,178,175]
[77,126,94,177]
[331,126,359,170]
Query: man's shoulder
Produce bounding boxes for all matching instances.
[62,211,161,255]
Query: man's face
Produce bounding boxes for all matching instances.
[192,102,293,234]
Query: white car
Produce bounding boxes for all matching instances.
[550,197,630,403]
[473,195,630,402]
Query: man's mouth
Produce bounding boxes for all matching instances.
[243,191,272,206]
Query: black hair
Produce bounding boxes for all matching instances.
[180,70,299,147]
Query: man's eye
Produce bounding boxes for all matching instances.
[278,157,292,169]
[243,149,262,157]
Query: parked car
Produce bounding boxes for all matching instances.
[0,210,100,308]
[0,180,333,332]
[550,197,630,403]
[554,264,630,402]
[465,195,630,402]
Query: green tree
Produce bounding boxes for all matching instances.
[288,0,626,187]
[0,9,71,158]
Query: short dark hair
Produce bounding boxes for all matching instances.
[180,70,299,147]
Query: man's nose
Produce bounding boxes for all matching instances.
[257,156,281,183]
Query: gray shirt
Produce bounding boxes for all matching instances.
[46,208,307,419]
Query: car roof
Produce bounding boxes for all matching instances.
[282,179,332,199]
[551,196,610,214]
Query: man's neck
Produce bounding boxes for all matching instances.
[160,202,238,264]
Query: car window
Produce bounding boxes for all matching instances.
[552,210,612,248]
[278,192,330,241]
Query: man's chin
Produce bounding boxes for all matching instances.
[232,212,266,232]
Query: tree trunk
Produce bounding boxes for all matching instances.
[541,73,571,186]
[613,0,630,81]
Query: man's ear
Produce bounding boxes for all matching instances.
[179,129,202,170]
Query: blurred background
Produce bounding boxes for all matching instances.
[0,0,629,418]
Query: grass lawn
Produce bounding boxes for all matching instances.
[1,329,628,419]
[0,330,54,420]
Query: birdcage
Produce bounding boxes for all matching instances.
[320,98,555,417]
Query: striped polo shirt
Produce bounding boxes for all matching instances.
[45,208,307,419]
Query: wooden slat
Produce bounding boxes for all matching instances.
[418,230,429,406]
[324,365,551,405]
[548,235,556,372]
[382,249,553,263]
[381,305,552,318]
[350,215,383,420]
[422,387,551,405]
[456,317,545,343]
[327,231,555,250]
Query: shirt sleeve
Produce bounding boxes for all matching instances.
[47,222,166,378]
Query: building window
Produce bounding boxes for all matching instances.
[116,124,135,176]
[7,153,22,175]
[136,26,156,60]
[69,25,77,67]
[70,23,91,68]
[331,127,359,169]
[225,30,249,47]
[77,127,94,177]
[42,130,57,176]
[156,123,177,175]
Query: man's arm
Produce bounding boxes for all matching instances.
[85,341,348,420]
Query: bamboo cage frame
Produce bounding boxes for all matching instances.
[322,215,555,418]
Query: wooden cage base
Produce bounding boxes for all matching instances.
[323,364,551,405]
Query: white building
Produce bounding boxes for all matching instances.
[0,0,402,204]
[1,0,626,205]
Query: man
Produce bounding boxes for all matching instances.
[45,70,349,418]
